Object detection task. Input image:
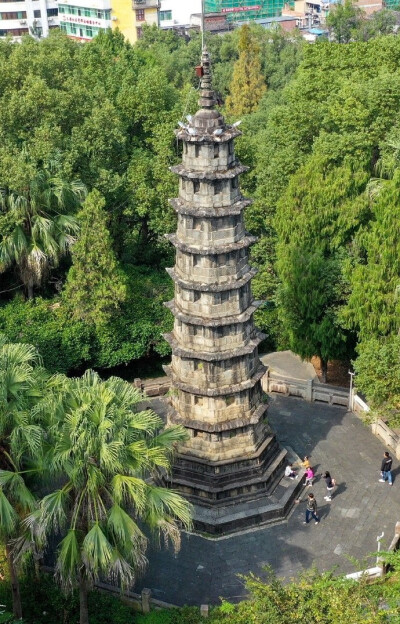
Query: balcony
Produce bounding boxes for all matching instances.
[132,0,160,7]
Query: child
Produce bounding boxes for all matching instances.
[301,456,311,470]
[285,464,298,479]
[322,471,335,501]
[305,466,314,487]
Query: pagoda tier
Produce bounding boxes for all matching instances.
[162,47,303,532]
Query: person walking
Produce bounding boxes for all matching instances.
[305,466,314,487]
[303,493,320,525]
[379,451,393,485]
[322,471,335,501]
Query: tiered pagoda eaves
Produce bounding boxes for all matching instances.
[163,48,302,534]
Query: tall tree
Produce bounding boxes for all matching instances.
[326,0,364,43]
[226,25,266,117]
[0,166,86,299]
[277,246,348,382]
[31,371,192,624]
[0,334,46,619]
[63,190,126,326]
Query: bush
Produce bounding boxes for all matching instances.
[0,575,135,624]
[0,266,173,375]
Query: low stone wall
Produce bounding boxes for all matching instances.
[353,394,400,460]
[261,370,349,408]
[134,376,170,397]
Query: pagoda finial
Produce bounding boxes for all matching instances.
[198,46,216,111]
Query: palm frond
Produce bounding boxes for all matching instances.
[82,522,113,580]
[0,489,19,538]
[56,529,81,591]
[111,475,147,512]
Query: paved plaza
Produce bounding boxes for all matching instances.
[136,394,400,606]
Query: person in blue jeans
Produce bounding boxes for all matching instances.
[379,451,393,485]
[303,493,320,525]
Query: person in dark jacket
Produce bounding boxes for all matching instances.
[303,493,320,524]
[322,471,335,501]
[379,451,393,485]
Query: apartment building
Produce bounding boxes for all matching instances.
[0,0,58,39]
[112,0,159,43]
[59,0,111,40]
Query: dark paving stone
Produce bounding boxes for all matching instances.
[136,395,400,606]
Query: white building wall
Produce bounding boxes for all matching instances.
[0,0,59,39]
[159,0,202,28]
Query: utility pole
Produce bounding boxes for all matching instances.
[348,370,355,411]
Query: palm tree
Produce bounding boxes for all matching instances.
[30,371,192,624]
[0,462,37,619]
[0,334,47,466]
[0,167,86,298]
[0,334,47,618]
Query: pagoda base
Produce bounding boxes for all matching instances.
[162,441,305,535]
[191,473,304,535]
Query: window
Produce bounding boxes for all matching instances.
[225,396,235,407]
[195,144,200,157]
[193,180,200,194]
[59,5,65,12]
[214,181,223,195]
[0,11,27,19]
[34,10,41,17]
[193,291,201,302]
[60,23,66,31]
[229,141,234,155]
[70,24,76,33]
[77,9,82,15]
[79,28,83,37]
[135,8,145,21]
[194,396,204,406]
[84,8,90,16]
[47,8,58,16]
[136,25,142,38]
[214,144,219,158]
[86,26,92,37]
[96,9,102,18]
[160,9,172,20]
[232,177,238,189]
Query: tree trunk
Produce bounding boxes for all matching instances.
[321,358,328,384]
[6,542,22,620]
[79,574,89,624]
[27,282,34,300]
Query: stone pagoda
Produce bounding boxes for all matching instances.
[163,48,302,534]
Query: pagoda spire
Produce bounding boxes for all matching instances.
[198,46,216,111]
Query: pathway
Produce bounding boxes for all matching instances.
[137,394,400,606]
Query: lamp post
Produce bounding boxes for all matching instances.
[348,370,355,411]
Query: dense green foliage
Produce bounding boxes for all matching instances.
[0,335,192,623]
[0,20,399,418]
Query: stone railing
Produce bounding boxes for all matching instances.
[345,521,400,582]
[134,376,170,397]
[261,370,349,408]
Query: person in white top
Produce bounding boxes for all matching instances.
[285,464,298,480]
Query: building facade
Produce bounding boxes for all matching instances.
[159,0,201,29]
[111,0,159,43]
[205,0,290,20]
[0,0,58,39]
[59,0,111,40]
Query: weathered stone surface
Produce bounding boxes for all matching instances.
[162,47,290,526]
